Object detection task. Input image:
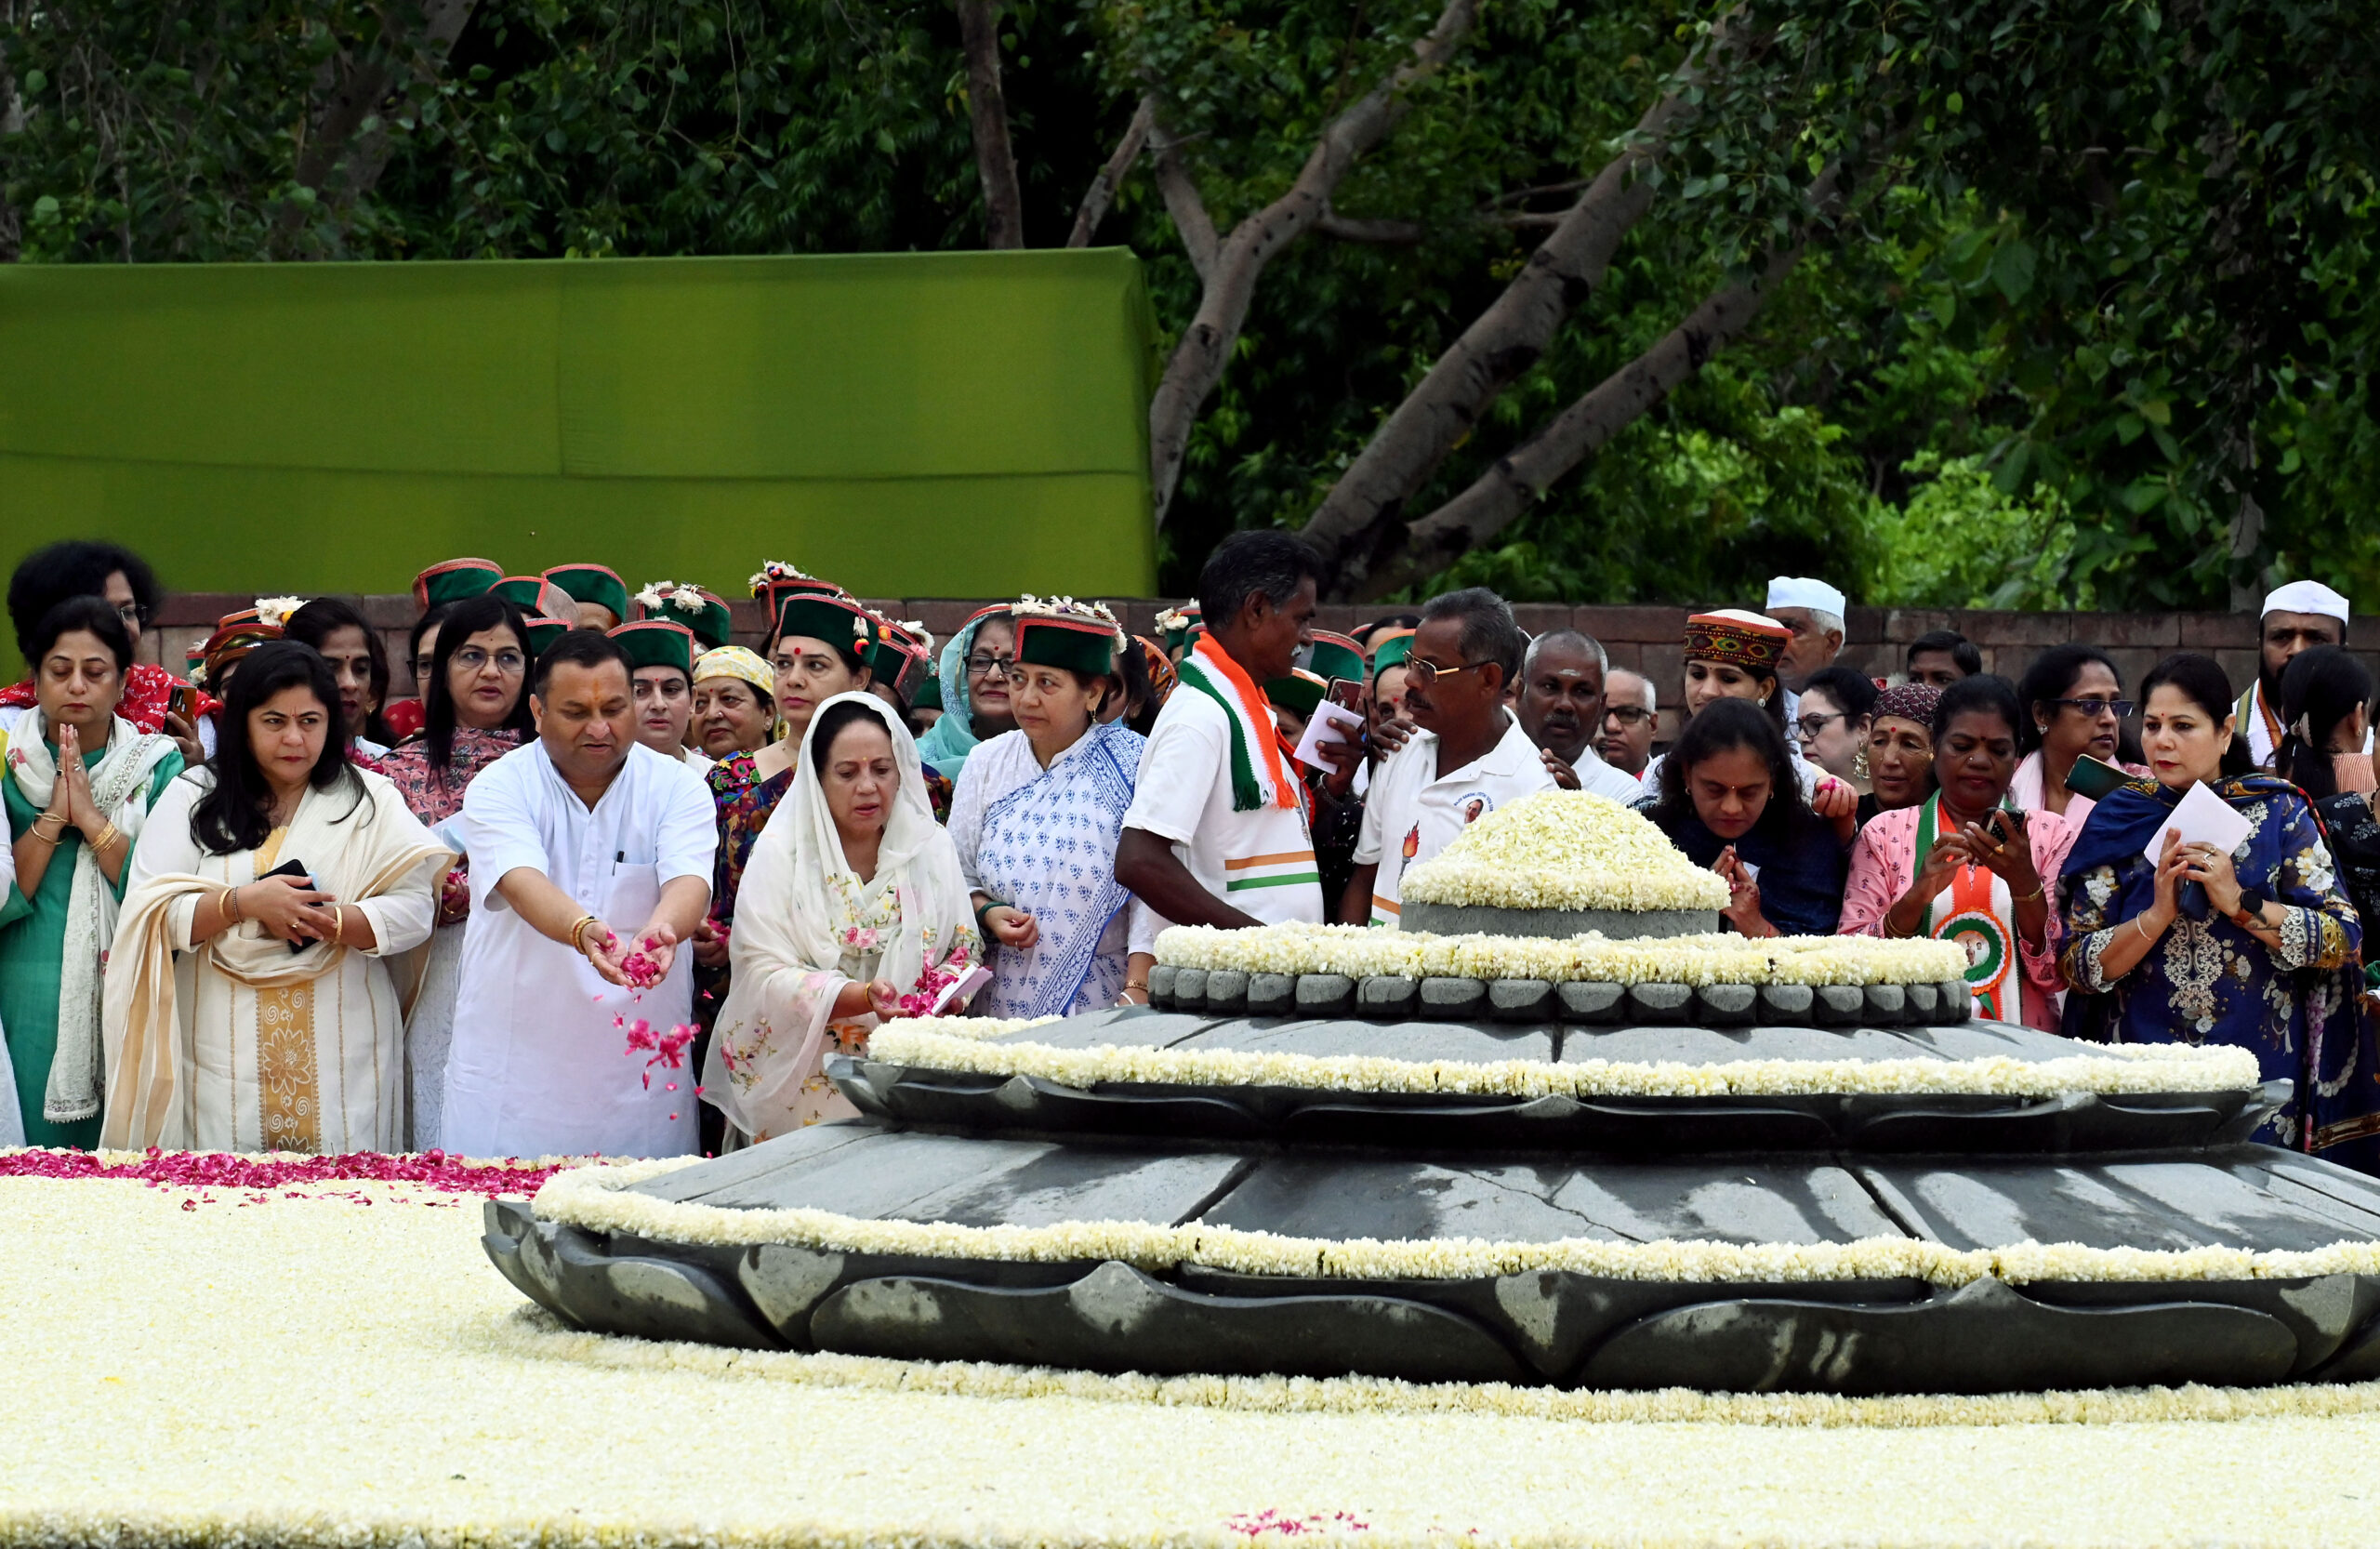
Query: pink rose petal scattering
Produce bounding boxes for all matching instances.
[619,1017,698,1089]
[619,943,664,988]
[1225,1511,1372,1539]
[0,1147,568,1201]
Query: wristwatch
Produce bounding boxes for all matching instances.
[2230,889,2266,928]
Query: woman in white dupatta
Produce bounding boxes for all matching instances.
[0,598,181,1149]
[103,643,449,1153]
[702,693,980,1144]
[948,601,1156,1016]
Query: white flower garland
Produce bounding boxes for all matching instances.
[1401,790,1734,911]
[533,1158,2376,1289]
[252,594,306,629]
[486,1303,2380,1433]
[861,1020,2260,1101]
[1013,593,1122,628]
[1154,921,1969,986]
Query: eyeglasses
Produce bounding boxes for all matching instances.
[2045,696,2135,719]
[1405,656,1491,687]
[113,602,149,629]
[965,653,1016,677]
[1793,711,1847,739]
[1601,705,1653,727]
[453,648,525,674]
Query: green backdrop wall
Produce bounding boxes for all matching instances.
[0,248,1158,633]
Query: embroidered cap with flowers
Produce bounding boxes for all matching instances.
[192,606,285,690]
[1155,603,1203,654]
[1682,608,1792,675]
[1011,596,1125,680]
[631,580,735,653]
[748,560,849,630]
[869,618,937,705]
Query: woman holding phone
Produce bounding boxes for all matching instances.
[103,642,448,1152]
[1838,676,2076,1029]
[2057,653,2376,1171]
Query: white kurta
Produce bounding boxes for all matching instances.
[112,770,444,1153]
[1355,715,1557,926]
[444,741,716,1159]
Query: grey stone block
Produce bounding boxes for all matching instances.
[1421,977,1488,1019]
[1626,983,1693,1023]
[1906,983,1939,1023]
[1356,975,1419,1017]
[1294,973,1355,1017]
[1172,968,1209,1013]
[1148,964,1178,1006]
[1247,973,1297,1017]
[1865,984,1910,1025]
[1558,981,1625,1023]
[1939,981,1973,1020]
[1759,983,1815,1022]
[1489,979,1555,1023]
[1204,969,1250,1015]
[1696,984,1757,1026]
[1400,901,1722,941]
[1813,985,1864,1026]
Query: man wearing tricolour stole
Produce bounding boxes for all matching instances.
[443,630,716,1159]
[1116,533,1347,929]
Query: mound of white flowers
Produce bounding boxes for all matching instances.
[1400,789,1732,912]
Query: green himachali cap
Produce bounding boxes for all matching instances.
[774,591,879,668]
[1156,603,1202,652]
[631,580,734,652]
[609,619,695,679]
[1264,669,1327,716]
[542,564,629,625]
[1014,612,1123,678]
[522,615,575,662]
[870,619,934,702]
[1307,630,1367,687]
[748,560,848,629]
[413,557,502,610]
[492,575,573,620]
[1370,633,1415,673]
[914,674,944,711]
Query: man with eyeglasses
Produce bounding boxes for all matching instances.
[2240,581,2360,770]
[1514,629,1643,801]
[1343,589,1554,928]
[1597,669,1658,778]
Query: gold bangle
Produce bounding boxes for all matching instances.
[27,824,62,848]
[2133,916,2154,945]
[567,914,599,955]
[1123,979,1150,993]
[224,885,244,925]
[331,904,348,945]
[92,822,122,854]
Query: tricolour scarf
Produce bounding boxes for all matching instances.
[6,712,174,1123]
[1175,636,1300,814]
[1912,793,2020,1025]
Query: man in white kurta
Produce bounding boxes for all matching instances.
[444,634,716,1159]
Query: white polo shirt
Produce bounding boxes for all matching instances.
[1567,745,1645,802]
[1355,713,1555,926]
[1124,686,1324,926]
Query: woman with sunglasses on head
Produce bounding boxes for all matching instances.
[2058,653,2376,1171]
[1839,676,2077,1029]
[375,592,536,1148]
[2015,644,2149,823]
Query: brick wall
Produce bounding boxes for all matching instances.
[149,594,2339,739]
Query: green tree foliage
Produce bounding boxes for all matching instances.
[4,0,2373,609]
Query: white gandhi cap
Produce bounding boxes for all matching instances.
[2261,580,2351,627]
[1765,576,1847,616]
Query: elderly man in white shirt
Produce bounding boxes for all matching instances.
[1765,576,1847,728]
[1345,589,1555,928]
[1514,628,1644,802]
[443,629,716,1159]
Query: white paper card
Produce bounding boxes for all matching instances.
[1293,698,1368,771]
[2140,780,2253,867]
[932,963,994,1016]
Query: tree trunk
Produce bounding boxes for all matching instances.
[1354,165,1846,600]
[275,0,479,253]
[1068,96,1155,248]
[1298,29,1734,586]
[958,0,1026,250]
[1146,0,1479,530]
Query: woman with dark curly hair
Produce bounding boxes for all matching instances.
[1643,697,1851,937]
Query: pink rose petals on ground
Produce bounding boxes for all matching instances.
[0,1147,568,1204]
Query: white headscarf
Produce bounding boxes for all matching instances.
[4,710,174,1122]
[703,693,978,1141]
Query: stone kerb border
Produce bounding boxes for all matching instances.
[1148,965,1976,1028]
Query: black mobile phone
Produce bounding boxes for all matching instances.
[258,857,317,953]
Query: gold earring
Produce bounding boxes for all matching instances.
[1854,747,1871,781]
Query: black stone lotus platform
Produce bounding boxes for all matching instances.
[486,1123,2380,1394]
[834,1007,2284,1154]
